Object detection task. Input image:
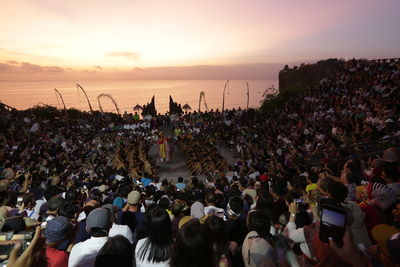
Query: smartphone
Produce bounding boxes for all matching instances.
[16,197,23,208]
[319,206,346,247]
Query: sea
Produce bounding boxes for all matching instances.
[0,80,278,114]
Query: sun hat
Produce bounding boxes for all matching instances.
[127,191,140,205]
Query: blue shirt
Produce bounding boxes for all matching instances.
[141,177,152,187]
[175,182,186,191]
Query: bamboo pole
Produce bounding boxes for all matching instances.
[97,93,120,115]
[222,80,229,112]
[246,81,249,110]
[76,84,94,113]
[54,88,67,110]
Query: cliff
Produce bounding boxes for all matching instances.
[279,58,345,91]
[258,58,345,115]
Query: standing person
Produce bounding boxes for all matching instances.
[135,206,172,266]
[133,112,140,121]
[173,127,181,140]
[69,208,112,267]
[167,135,174,160]
[164,135,170,162]
[157,134,167,162]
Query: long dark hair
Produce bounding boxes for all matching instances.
[95,235,133,267]
[247,210,271,239]
[138,205,172,263]
[170,219,213,267]
[255,190,277,223]
[318,177,348,202]
[204,215,230,266]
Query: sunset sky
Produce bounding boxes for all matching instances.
[0,0,399,80]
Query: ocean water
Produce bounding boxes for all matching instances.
[0,80,278,114]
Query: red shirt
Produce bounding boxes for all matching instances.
[46,247,69,267]
[304,223,352,267]
[359,202,384,233]
[259,173,268,182]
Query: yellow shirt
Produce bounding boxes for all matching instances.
[306,183,317,192]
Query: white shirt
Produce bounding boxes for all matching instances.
[40,214,55,229]
[135,237,170,267]
[69,236,109,267]
[285,222,312,259]
[109,223,134,244]
[204,205,224,217]
[32,198,46,220]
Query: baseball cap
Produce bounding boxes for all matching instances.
[98,185,109,193]
[127,191,140,205]
[44,216,72,243]
[86,208,112,230]
[113,197,124,209]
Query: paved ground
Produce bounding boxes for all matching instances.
[148,126,236,182]
[217,146,236,166]
[148,126,192,182]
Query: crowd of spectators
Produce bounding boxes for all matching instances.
[0,58,399,267]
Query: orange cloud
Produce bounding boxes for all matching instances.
[0,61,64,74]
[6,60,19,65]
[134,67,146,73]
[0,60,302,80]
[106,52,139,60]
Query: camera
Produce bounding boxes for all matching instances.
[0,231,34,257]
[319,198,346,247]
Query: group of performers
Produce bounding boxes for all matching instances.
[112,137,157,179]
[176,135,228,176]
[155,127,229,177]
